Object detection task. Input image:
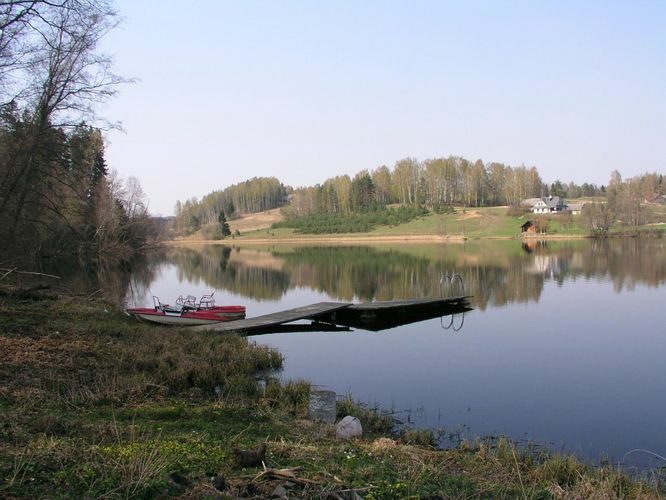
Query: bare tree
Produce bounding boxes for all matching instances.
[124,175,146,220]
[583,202,615,237]
[0,0,126,242]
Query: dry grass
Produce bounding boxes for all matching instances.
[1,291,662,498]
[228,208,284,234]
[0,295,283,407]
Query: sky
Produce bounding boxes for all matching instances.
[100,0,666,216]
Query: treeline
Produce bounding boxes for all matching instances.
[548,180,605,199]
[285,157,547,217]
[571,171,665,237]
[0,116,153,260]
[0,1,152,263]
[606,171,664,226]
[174,177,286,233]
[173,152,662,239]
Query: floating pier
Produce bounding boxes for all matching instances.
[193,296,471,334]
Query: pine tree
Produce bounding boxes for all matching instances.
[218,211,231,237]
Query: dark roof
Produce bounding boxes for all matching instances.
[533,196,565,209]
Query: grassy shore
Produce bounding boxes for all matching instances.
[175,205,666,245]
[0,291,662,498]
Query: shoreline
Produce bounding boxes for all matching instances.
[167,233,600,246]
[0,291,659,497]
[168,234,474,245]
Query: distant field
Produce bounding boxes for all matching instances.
[367,207,523,238]
[234,206,528,241]
[180,204,666,243]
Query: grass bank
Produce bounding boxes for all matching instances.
[177,205,666,245]
[0,291,661,498]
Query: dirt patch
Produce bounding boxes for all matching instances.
[229,209,283,234]
[456,210,483,220]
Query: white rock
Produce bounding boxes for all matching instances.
[336,415,363,439]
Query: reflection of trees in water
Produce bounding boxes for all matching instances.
[168,246,291,300]
[276,239,666,307]
[275,246,544,308]
[124,252,168,306]
[145,239,666,308]
[38,251,164,307]
[577,239,666,292]
[278,247,435,301]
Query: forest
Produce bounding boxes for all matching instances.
[0,0,153,265]
[174,154,664,236]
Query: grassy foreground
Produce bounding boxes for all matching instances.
[0,291,661,498]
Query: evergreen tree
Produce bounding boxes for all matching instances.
[218,211,231,237]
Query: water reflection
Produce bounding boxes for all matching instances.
[170,246,291,300]
[121,239,666,468]
[158,238,666,309]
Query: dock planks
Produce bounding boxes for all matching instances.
[193,302,352,333]
[192,296,472,334]
[346,296,469,312]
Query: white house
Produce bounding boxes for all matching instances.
[532,196,566,214]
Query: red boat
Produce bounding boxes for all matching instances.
[127,293,246,326]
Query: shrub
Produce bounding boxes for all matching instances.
[432,203,455,214]
[272,206,429,234]
[201,224,223,240]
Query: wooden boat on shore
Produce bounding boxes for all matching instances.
[127,293,246,326]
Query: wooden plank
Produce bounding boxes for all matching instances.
[192,302,352,333]
[347,296,470,311]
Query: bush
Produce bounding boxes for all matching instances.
[201,224,223,240]
[272,206,429,234]
[432,203,455,215]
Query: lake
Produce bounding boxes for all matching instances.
[125,238,666,470]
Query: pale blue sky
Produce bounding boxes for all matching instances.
[101,1,666,215]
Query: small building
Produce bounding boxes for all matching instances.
[533,196,566,214]
[646,194,666,205]
[521,221,537,233]
[567,203,584,215]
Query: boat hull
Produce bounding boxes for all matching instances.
[127,305,246,326]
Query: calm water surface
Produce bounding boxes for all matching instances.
[126,239,666,468]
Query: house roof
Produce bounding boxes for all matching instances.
[534,196,564,209]
[521,198,542,207]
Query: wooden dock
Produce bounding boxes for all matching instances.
[192,302,352,333]
[192,296,471,334]
[323,296,472,331]
[346,296,469,312]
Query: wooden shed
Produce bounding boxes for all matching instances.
[521,221,537,233]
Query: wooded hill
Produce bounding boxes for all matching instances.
[174,159,664,237]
